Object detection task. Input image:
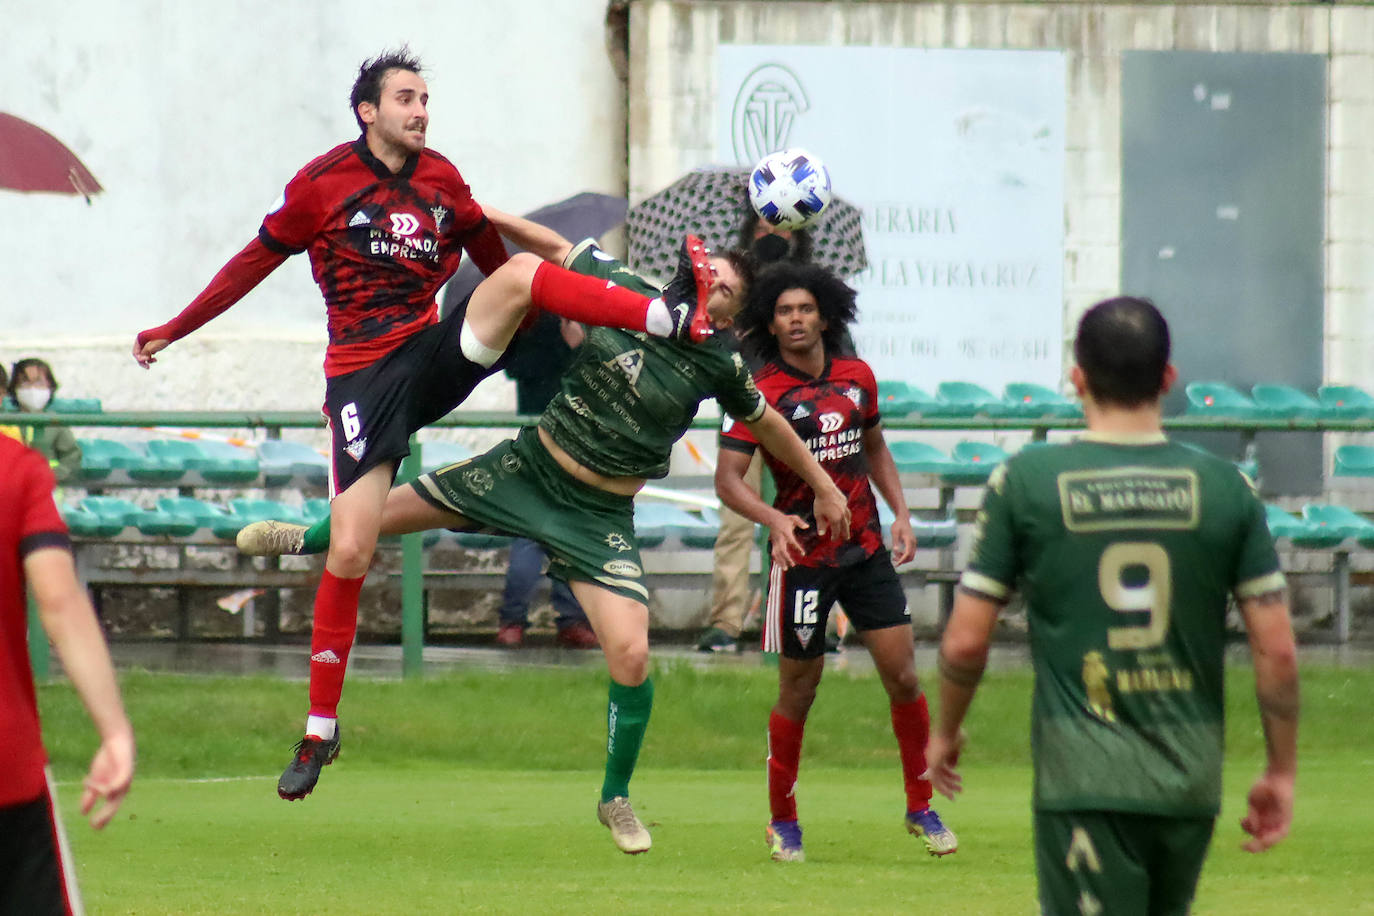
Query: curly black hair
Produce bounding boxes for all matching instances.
[735,261,857,361]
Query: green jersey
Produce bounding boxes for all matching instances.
[962,432,1284,816]
[538,239,765,479]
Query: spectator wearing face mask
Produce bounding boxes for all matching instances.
[7,359,82,483]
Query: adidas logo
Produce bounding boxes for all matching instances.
[792,404,811,420]
[348,210,369,228]
[310,649,341,664]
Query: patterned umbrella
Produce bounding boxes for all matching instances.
[626,167,867,281]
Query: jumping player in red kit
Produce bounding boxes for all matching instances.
[133,48,716,802]
[715,262,957,862]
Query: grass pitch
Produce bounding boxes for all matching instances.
[38,660,1374,914]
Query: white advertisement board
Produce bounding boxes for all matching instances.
[717,46,1066,391]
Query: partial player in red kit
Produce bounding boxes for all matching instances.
[1,437,135,915]
[133,48,717,802]
[716,261,957,862]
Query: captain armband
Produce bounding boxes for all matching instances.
[937,647,986,689]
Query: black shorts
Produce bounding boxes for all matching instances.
[0,781,81,916]
[322,293,510,495]
[763,547,909,659]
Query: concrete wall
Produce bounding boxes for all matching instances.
[2,0,626,422]
[626,1,1373,397]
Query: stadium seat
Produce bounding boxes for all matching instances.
[158,497,232,533]
[943,441,1010,485]
[1185,382,1266,419]
[678,507,722,549]
[80,495,190,536]
[49,397,103,413]
[876,381,940,417]
[74,438,114,481]
[78,438,184,483]
[210,499,304,542]
[1264,505,1341,549]
[147,438,259,484]
[1317,384,1374,420]
[1250,384,1321,419]
[632,503,669,549]
[1334,445,1374,477]
[302,498,331,522]
[1002,382,1082,419]
[1302,504,1374,548]
[877,501,958,549]
[79,495,143,527]
[418,440,475,473]
[258,439,330,487]
[933,381,1012,418]
[635,502,718,548]
[61,504,124,538]
[889,441,957,474]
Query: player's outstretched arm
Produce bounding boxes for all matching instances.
[1238,589,1299,852]
[926,587,1001,799]
[743,405,850,542]
[133,238,287,368]
[27,547,135,829]
[484,207,574,265]
[715,447,809,569]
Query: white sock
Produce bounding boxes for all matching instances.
[305,714,337,740]
[644,298,673,337]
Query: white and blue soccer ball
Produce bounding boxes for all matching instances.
[748,148,834,231]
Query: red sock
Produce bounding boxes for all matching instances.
[767,710,805,822]
[530,262,654,332]
[307,570,365,719]
[891,694,933,813]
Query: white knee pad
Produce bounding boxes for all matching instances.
[460,320,504,369]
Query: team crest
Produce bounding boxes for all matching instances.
[604,532,633,552]
[462,467,494,496]
[845,386,864,407]
[500,453,522,474]
[795,625,816,649]
[606,349,645,391]
[430,204,448,229]
[344,437,368,462]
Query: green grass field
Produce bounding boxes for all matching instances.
[37,661,1374,915]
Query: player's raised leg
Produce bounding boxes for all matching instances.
[570,580,655,855]
[862,623,957,856]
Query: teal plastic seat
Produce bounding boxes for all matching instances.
[1003,383,1081,419]
[635,503,718,548]
[678,507,722,549]
[419,440,475,473]
[942,441,1010,486]
[632,503,669,549]
[62,504,124,538]
[1185,382,1265,419]
[302,498,331,522]
[1251,384,1320,419]
[74,438,114,481]
[147,439,259,484]
[1263,505,1342,549]
[1302,504,1374,548]
[876,381,940,418]
[1318,384,1374,420]
[1334,445,1374,477]
[50,397,102,413]
[934,381,1011,418]
[79,438,183,483]
[80,496,143,527]
[158,497,232,532]
[889,441,956,474]
[876,501,958,549]
[209,499,303,541]
[258,439,330,486]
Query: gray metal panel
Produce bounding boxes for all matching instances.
[1122,51,1325,495]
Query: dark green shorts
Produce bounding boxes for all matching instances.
[411,427,648,604]
[1034,809,1215,916]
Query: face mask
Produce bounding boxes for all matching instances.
[752,233,791,263]
[15,387,53,412]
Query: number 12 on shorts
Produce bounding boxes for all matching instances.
[793,589,819,625]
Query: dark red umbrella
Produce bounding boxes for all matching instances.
[0,112,102,201]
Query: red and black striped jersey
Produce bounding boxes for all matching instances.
[260,138,501,376]
[721,355,884,567]
[0,437,68,806]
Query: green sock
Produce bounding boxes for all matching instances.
[302,516,332,554]
[601,677,654,803]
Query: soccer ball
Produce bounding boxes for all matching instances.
[748,149,834,231]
